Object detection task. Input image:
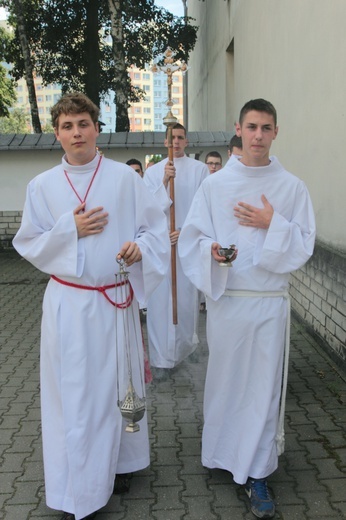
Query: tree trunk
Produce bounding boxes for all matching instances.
[12,0,41,133]
[85,0,100,108]
[108,0,130,132]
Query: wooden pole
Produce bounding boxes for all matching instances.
[167,125,178,325]
[152,47,188,325]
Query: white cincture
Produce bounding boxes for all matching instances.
[222,289,291,456]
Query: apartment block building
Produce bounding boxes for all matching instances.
[15,77,62,130]
[12,66,184,133]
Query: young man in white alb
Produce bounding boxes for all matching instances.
[179,99,315,519]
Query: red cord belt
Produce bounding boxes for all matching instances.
[51,275,133,308]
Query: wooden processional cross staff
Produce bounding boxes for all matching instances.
[151,48,188,325]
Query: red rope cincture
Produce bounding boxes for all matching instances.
[51,275,133,308]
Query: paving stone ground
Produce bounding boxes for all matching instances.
[0,250,345,520]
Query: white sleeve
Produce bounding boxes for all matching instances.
[254,182,316,273]
[178,183,228,300]
[13,182,85,277]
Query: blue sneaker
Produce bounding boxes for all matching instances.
[244,478,275,518]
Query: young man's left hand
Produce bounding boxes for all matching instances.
[117,242,142,266]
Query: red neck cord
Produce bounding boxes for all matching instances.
[64,154,102,208]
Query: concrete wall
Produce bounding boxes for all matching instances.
[188,0,346,251]
[0,143,230,212]
[0,140,230,246]
[188,0,346,368]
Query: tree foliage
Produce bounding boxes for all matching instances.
[0,107,29,132]
[0,26,17,117]
[147,154,163,166]
[1,0,198,131]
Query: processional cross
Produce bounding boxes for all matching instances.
[151,48,188,325]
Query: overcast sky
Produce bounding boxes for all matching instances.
[155,0,184,17]
[0,2,184,20]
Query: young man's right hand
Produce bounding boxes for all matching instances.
[74,203,109,238]
[163,161,176,188]
[211,242,238,264]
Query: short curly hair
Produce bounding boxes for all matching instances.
[51,92,100,129]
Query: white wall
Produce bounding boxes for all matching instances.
[1,143,230,211]
[188,0,346,252]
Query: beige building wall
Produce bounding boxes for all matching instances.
[187,0,346,367]
[188,0,346,251]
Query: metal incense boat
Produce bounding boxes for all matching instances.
[218,244,237,267]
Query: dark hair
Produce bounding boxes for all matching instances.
[239,98,277,127]
[126,158,143,171]
[165,122,186,138]
[205,151,222,163]
[51,92,100,129]
[228,135,242,152]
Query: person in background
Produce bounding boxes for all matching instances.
[126,157,151,380]
[205,150,223,174]
[12,92,170,520]
[126,158,144,177]
[227,134,243,158]
[179,98,315,519]
[200,151,223,308]
[144,123,209,381]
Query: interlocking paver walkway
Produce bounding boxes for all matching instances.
[1,250,345,519]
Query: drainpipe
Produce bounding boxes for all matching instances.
[182,0,188,128]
